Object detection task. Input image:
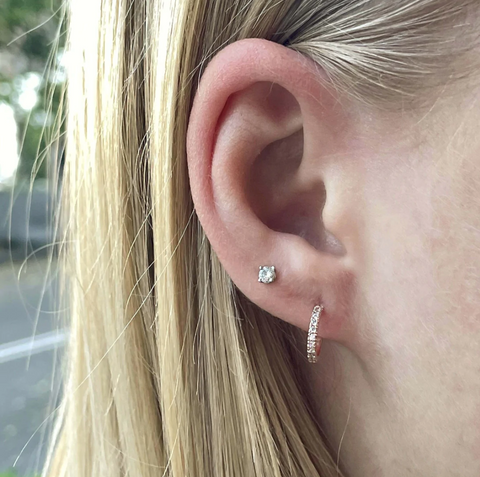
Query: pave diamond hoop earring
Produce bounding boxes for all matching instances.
[307,305,324,363]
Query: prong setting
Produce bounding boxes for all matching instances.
[258,265,276,284]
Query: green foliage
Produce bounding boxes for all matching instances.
[0,471,17,477]
[0,470,38,477]
[0,0,64,181]
[0,0,59,64]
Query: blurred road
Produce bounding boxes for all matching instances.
[0,258,63,476]
[0,188,54,255]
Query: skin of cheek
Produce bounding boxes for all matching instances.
[313,94,480,474]
[363,108,480,468]
[301,99,480,475]
[430,124,480,460]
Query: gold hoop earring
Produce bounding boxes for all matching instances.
[307,305,324,363]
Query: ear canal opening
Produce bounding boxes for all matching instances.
[246,128,346,256]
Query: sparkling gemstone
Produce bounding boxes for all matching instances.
[258,266,276,284]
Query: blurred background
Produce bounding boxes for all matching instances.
[0,1,65,476]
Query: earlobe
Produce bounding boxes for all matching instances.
[187,38,357,346]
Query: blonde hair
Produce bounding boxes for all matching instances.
[46,1,477,476]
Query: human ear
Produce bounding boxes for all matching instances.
[186,38,356,342]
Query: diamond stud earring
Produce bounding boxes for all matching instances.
[307,304,324,363]
[258,265,276,284]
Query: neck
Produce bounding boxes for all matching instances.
[303,340,480,477]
